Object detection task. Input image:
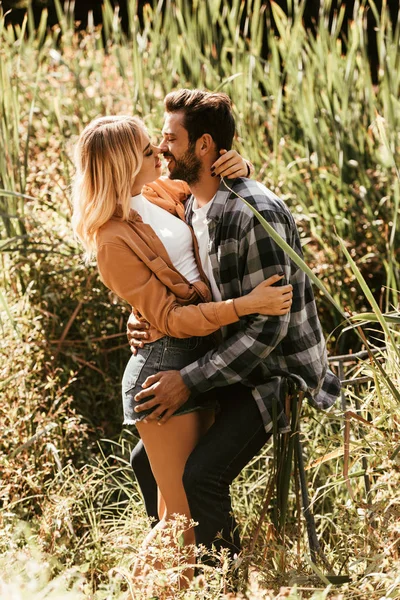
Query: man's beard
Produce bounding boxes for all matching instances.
[165,145,202,185]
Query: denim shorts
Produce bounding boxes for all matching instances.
[122,335,218,425]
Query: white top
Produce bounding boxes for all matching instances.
[191,197,222,301]
[130,194,201,284]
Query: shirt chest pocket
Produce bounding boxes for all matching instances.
[212,239,243,288]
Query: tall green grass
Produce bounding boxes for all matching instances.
[0,0,399,597]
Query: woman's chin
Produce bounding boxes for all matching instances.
[143,169,162,186]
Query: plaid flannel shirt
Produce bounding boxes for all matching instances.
[180,178,341,433]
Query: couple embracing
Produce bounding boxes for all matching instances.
[72,88,340,583]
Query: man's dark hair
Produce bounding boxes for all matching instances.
[164,89,235,152]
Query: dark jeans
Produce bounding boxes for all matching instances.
[130,383,270,556]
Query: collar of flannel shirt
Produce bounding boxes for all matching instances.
[186,178,240,224]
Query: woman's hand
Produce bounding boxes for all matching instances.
[211,149,252,179]
[234,274,293,317]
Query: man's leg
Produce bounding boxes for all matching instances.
[130,440,159,525]
[182,384,270,557]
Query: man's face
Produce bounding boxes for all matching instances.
[160,111,202,185]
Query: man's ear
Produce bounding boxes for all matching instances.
[197,133,215,156]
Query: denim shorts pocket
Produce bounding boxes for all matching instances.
[122,345,153,395]
[160,338,213,372]
[166,336,203,351]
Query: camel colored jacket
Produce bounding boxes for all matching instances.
[96,177,239,342]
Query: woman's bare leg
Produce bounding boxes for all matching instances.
[156,409,213,521]
[158,490,166,520]
[135,410,214,583]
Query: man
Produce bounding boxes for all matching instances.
[128,89,340,558]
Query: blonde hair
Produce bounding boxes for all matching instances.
[71,115,145,258]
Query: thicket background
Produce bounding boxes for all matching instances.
[0,1,399,598]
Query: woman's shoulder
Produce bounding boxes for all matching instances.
[97,214,129,247]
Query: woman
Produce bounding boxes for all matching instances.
[71,115,292,581]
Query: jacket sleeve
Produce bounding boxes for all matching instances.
[96,241,239,338]
[180,210,293,392]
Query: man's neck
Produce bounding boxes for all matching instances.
[189,173,220,208]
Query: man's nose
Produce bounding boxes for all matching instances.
[158,139,168,153]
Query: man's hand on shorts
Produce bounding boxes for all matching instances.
[127,312,150,355]
[134,370,191,425]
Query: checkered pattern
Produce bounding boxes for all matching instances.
[180,178,341,433]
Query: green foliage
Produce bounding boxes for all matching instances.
[0,0,399,597]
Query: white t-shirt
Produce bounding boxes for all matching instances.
[191,197,222,301]
[130,194,201,284]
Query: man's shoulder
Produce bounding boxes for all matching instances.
[219,178,293,223]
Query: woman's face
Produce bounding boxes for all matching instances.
[131,131,162,196]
